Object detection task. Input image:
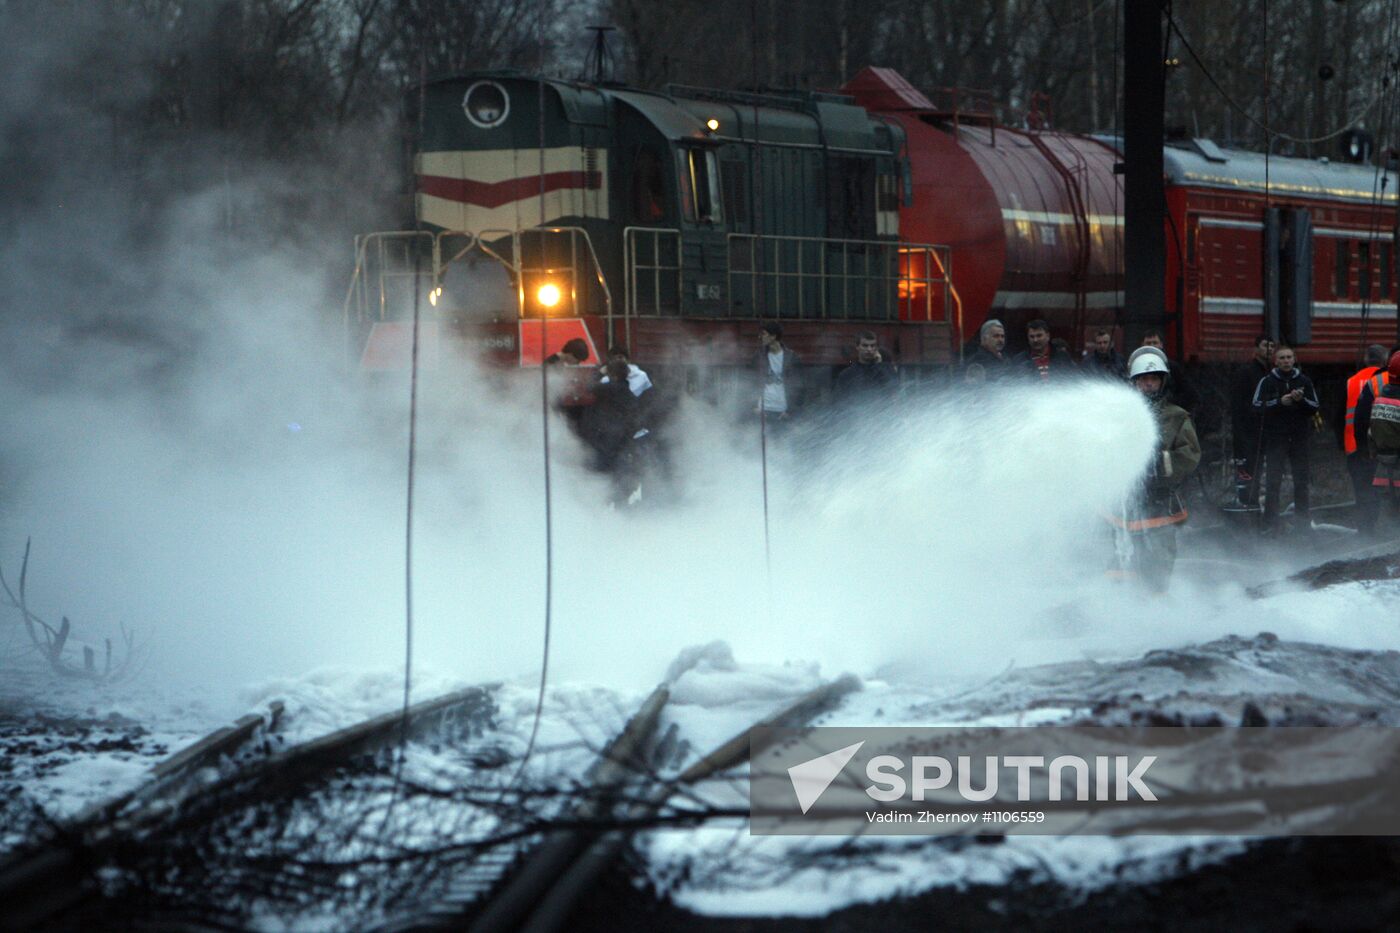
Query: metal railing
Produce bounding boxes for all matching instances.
[725,233,958,326]
[342,226,616,360]
[345,226,960,363]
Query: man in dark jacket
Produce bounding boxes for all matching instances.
[1081,328,1127,380]
[1013,319,1076,382]
[580,360,644,503]
[1229,335,1276,506]
[1253,345,1321,532]
[835,330,898,402]
[968,319,1011,381]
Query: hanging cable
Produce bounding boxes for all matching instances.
[505,16,557,791]
[1357,0,1400,356]
[372,49,430,850]
[1263,0,1270,238]
[751,0,773,620]
[1166,8,1386,145]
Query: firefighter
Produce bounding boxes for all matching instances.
[1115,348,1202,591]
[1367,351,1400,515]
[1344,345,1389,534]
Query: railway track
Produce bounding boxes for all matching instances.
[384,674,862,933]
[0,684,497,931]
[0,672,860,932]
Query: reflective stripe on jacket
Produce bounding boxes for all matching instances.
[1345,366,1381,453]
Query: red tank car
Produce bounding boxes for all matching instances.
[844,67,1124,353]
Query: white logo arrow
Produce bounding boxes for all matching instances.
[787,741,865,814]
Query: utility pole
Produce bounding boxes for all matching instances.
[1122,0,1167,350]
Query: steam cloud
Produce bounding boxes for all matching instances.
[5,6,1394,714]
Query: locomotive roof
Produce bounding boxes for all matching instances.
[421,72,892,153]
[1156,138,1399,204]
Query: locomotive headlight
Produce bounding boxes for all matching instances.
[706,118,720,132]
[428,285,443,307]
[537,283,562,308]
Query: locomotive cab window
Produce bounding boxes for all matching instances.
[679,148,722,224]
[631,148,668,223]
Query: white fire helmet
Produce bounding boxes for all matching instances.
[1128,352,1169,380]
[1126,345,1169,374]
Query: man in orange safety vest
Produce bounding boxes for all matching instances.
[1348,345,1392,534]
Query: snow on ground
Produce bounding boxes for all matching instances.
[635,592,1400,919]
[6,577,1400,922]
[0,650,233,849]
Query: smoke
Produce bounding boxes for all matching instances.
[7,7,1392,717]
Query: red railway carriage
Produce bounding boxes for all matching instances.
[843,67,1124,349]
[1164,143,1398,365]
[845,67,1399,368]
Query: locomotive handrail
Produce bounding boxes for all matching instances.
[724,233,956,328]
[342,230,437,365]
[926,246,965,360]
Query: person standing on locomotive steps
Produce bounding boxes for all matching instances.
[755,323,802,432]
[1013,319,1075,382]
[1253,345,1321,534]
[1120,349,1201,591]
[968,319,1010,381]
[1229,335,1276,506]
[835,331,898,402]
[1343,344,1390,534]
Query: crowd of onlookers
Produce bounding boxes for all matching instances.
[548,320,1400,538]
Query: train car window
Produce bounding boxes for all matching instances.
[721,159,748,225]
[877,172,900,214]
[1383,242,1393,298]
[1360,241,1372,298]
[1335,240,1350,297]
[631,148,667,224]
[679,148,722,224]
